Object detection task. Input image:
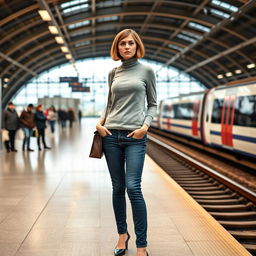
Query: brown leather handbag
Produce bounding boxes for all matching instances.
[89,68,116,158]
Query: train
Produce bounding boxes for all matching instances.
[151,82,256,159]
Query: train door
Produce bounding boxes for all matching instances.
[166,104,172,130]
[192,100,200,137]
[221,95,236,147]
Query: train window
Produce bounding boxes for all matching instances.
[162,105,169,118]
[234,95,256,127]
[172,103,193,120]
[211,99,224,123]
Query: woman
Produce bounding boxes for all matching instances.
[35,104,51,151]
[96,29,157,256]
[47,105,57,133]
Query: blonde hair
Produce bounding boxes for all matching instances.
[110,29,145,61]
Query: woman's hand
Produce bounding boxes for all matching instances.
[127,124,148,139]
[96,123,112,137]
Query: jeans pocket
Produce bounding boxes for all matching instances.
[131,134,147,140]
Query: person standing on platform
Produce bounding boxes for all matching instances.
[1,102,19,152]
[78,109,82,125]
[58,108,67,129]
[96,29,157,256]
[35,104,51,151]
[19,104,35,152]
[68,108,75,128]
[47,105,57,133]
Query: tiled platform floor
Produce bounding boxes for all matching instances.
[0,118,251,256]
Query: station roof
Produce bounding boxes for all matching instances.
[1,0,256,105]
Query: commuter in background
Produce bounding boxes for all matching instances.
[78,109,82,124]
[58,108,67,129]
[96,29,157,256]
[68,108,75,128]
[19,104,35,152]
[35,104,51,151]
[47,105,57,133]
[2,102,19,152]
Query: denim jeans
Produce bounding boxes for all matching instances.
[103,129,147,248]
[22,128,32,149]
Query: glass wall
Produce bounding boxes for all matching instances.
[12,57,206,116]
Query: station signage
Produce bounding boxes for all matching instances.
[69,82,83,87]
[59,76,78,82]
[72,86,90,92]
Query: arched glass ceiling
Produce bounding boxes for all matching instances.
[12,57,206,116]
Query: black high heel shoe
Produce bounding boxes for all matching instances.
[114,232,130,256]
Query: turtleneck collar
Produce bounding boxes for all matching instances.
[121,58,138,68]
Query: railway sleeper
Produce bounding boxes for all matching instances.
[229,230,256,240]
[188,189,230,196]
[209,211,256,220]
[177,180,214,185]
[172,177,207,182]
[220,220,256,228]
[193,195,235,200]
[182,185,223,191]
[178,183,216,187]
[202,204,251,212]
[196,198,244,205]
[241,244,256,254]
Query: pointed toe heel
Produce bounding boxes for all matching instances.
[114,232,130,256]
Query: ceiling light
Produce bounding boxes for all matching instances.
[38,10,51,21]
[60,46,69,53]
[235,69,242,74]
[48,26,58,34]
[55,37,64,44]
[65,54,72,60]
[3,78,9,82]
[226,72,233,77]
[247,63,255,69]
[217,74,223,79]
[3,84,8,88]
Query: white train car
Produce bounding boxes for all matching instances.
[152,92,205,140]
[203,82,256,158]
[151,82,256,159]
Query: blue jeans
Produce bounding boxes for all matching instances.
[48,120,56,133]
[103,129,147,248]
[22,128,32,149]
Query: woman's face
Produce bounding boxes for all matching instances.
[118,34,137,60]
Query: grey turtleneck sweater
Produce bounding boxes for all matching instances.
[101,58,157,130]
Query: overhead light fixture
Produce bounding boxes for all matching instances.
[55,36,64,44]
[65,54,72,60]
[247,63,255,69]
[60,46,69,52]
[3,84,8,88]
[217,74,224,79]
[38,10,51,21]
[48,26,58,34]
[226,72,232,77]
[3,78,9,82]
[235,69,242,74]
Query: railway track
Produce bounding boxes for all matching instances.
[149,127,256,171]
[147,134,256,255]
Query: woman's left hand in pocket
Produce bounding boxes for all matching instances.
[127,124,148,139]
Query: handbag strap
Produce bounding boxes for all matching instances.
[102,67,117,126]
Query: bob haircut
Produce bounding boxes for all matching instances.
[110,29,145,61]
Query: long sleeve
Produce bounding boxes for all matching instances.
[2,110,7,129]
[143,67,157,127]
[100,68,116,121]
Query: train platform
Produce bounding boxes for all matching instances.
[0,118,251,256]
